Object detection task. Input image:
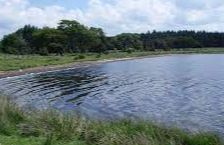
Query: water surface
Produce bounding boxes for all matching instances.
[1,54,224,134]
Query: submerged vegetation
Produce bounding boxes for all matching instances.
[0,96,223,145]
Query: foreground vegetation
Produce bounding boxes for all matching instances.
[1,48,224,71]
[0,96,223,145]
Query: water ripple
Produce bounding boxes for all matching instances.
[1,54,224,135]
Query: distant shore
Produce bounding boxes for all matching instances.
[0,54,164,78]
[1,48,224,78]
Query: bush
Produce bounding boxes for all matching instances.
[39,47,49,56]
[125,48,134,54]
[103,51,109,55]
[78,55,85,59]
[96,54,101,58]
[74,54,85,60]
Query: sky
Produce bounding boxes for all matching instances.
[0,0,224,38]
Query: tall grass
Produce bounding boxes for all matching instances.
[0,96,223,145]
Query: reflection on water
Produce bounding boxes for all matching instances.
[1,54,224,135]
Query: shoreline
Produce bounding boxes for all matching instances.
[0,54,165,79]
[0,96,223,145]
[1,51,224,79]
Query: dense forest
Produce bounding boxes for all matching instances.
[1,20,224,55]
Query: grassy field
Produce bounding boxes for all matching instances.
[0,97,223,145]
[1,48,224,71]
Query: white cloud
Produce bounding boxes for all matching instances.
[0,0,224,38]
[0,0,83,37]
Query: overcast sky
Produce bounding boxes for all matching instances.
[0,0,224,37]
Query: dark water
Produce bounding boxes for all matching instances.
[1,54,224,134]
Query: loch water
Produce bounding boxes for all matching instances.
[1,54,224,135]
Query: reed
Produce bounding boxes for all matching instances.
[0,96,223,145]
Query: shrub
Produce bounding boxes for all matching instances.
[126,48,134,54]
[74,55,85,60]
[39,47,49,56]
[96,54,101,58]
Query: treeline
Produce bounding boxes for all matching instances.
[1,20,224,55]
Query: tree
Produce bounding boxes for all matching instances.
[58,20,107,53]
[167,37,202,48]
[0,42,3,52]
[58,20,87,52]
[1,19,224,55]
[32,27,66,55]
[48,43,64,56]
[1,34,28,54]
[113,33,143,51]
[16,25,38,53]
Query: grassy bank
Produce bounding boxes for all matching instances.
[1,48,224,71]
[0,97,223,145]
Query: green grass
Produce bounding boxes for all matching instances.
[0,96,223,145]
[1,48,224,71]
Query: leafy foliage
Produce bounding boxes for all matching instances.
[1,20,224,55]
